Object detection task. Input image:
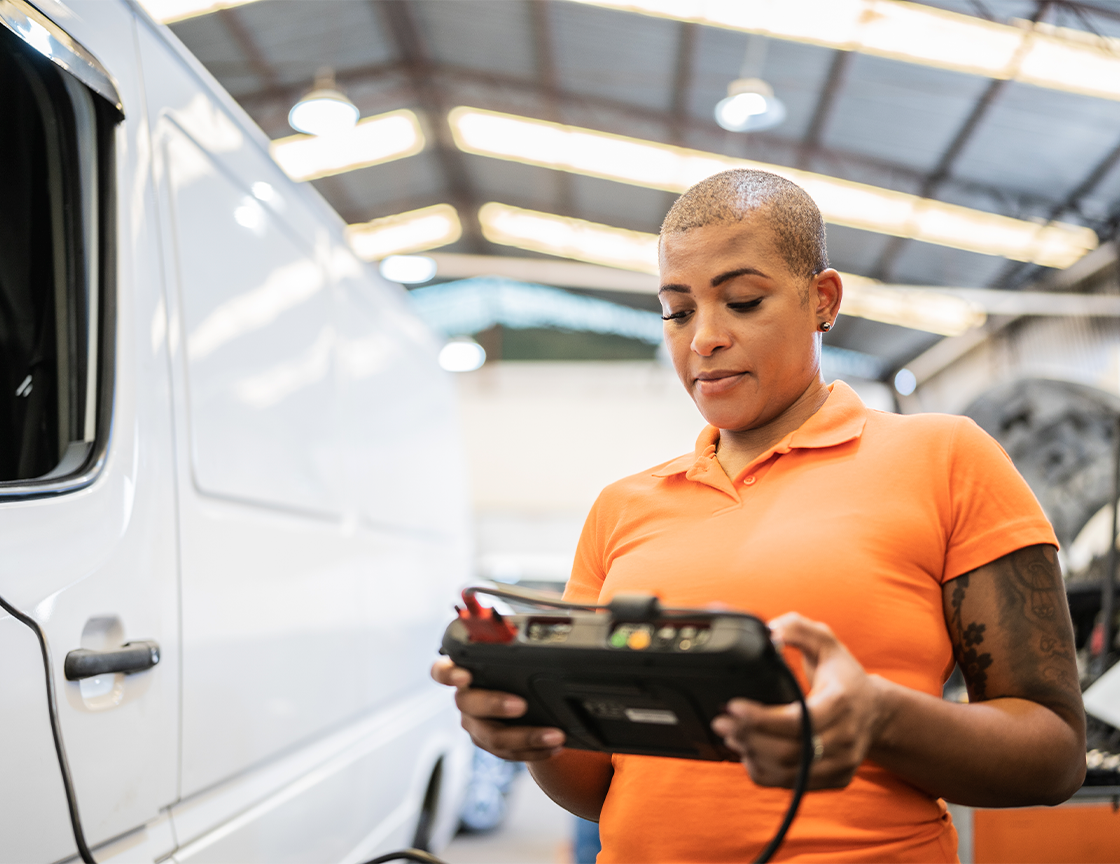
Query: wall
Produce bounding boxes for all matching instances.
[454,361,893,584]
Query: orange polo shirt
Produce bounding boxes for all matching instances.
[564,381,1057,863]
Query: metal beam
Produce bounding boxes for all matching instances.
[798,50,853,169]
[231,59,1065,224]
[996,135,1120,288]
[874,1,1053,280]
[530,0,576,216]
[374,0,483,251]
[668,21,696,146]
[215,7,294,134]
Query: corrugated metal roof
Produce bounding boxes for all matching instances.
[166,0,1120,377]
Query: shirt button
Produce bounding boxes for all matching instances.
[744,476,756,486]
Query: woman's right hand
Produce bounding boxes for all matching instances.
[431,657,567,762]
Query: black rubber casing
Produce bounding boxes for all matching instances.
[441,610,798,761]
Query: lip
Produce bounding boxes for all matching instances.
[694,369,747,395]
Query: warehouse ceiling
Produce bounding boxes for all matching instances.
[163,0,1120,374]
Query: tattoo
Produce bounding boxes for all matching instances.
[999,546,1080,704]
[948,574,994,699]
[944,545,1082,722]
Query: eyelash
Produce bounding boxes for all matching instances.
[660,299,762,321]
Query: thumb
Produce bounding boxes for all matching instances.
[768,612,839,689]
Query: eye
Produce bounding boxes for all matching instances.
[660,309,692,322]
[728,299,763,313]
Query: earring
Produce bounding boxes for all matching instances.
[819,321,832,332]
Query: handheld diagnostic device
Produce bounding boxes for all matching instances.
[441,585,800,762]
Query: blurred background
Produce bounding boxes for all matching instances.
[140,0,1120,860]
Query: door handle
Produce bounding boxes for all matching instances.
[64,641,160,681]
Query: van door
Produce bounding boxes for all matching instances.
[136,20,411,861]
[0,2,179,860]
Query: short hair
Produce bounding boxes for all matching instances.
[660,169,829,279]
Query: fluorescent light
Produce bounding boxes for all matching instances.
[569,0,1120,103]
[840,274,987,336]
[346,204,462,260]
[271,110,424,182]
[439,338,487,372]
[451,107,1097,269]
[138,0,262,24]
[379,255,439,284]
[478,203,659,274]
[475,204,987,336]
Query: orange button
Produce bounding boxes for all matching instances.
[627,629,651,650]
[744,476,756,486]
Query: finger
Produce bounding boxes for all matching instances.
[463,717,565,761]
[431,658,472,690]
[719,728,805,768]
[456,687,529,720]
[768,613,838,668]
[721,699,806,738]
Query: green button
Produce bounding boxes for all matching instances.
[610,629,628,648]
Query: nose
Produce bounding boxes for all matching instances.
[689,309,732,357]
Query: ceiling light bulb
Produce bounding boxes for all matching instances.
[439,338,486,372]
[894,368,918,396]
[715,78,786,132]
[379,255,438,284]
[288,68,359,136]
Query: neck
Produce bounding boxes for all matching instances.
[715,378,831,478]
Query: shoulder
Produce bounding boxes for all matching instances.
[862,409,997,453]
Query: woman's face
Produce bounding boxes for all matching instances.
[658,215,840,433]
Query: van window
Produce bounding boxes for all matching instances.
[0,24,114,487]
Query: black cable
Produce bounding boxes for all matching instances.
[0,592,97,864]
[468,584,763,622]
[359,848,446,864]
[4,571,805,864]
[464,584,606,613]
[468,583,813,863]
[752,662,814,864]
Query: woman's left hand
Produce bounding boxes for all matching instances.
[711,612,889,789]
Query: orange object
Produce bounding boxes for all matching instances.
[626,629,651,650]
[564,382,1057,863]
[974,803,1120,863]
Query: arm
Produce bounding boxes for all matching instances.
[432,658,613,820]
[711,544,1086,807]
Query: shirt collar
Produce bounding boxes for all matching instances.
[651,381,868,481]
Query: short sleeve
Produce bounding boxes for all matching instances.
[942,417,1058,582]
[564,493,608,604]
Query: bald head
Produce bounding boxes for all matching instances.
[661,169,829,280]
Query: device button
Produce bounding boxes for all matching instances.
[610,628,628,648]
[627,629,651,650]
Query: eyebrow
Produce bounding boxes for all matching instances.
[658,266,770,295]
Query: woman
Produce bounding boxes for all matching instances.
[433,169,1085,862]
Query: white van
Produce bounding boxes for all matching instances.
[0,1,473,861]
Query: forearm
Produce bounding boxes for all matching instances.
[528,749,614,821]
[870,676,1085,807]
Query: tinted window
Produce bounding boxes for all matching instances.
[0,27,112,485]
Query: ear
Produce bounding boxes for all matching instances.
[812,269,843,325]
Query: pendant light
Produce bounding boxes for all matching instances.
[288,67,359,136]
[715,36,786,133]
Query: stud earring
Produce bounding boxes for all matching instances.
[820,321,832,332]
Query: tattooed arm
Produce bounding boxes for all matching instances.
[868,544,1085,806]
[712,544,1085,806]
